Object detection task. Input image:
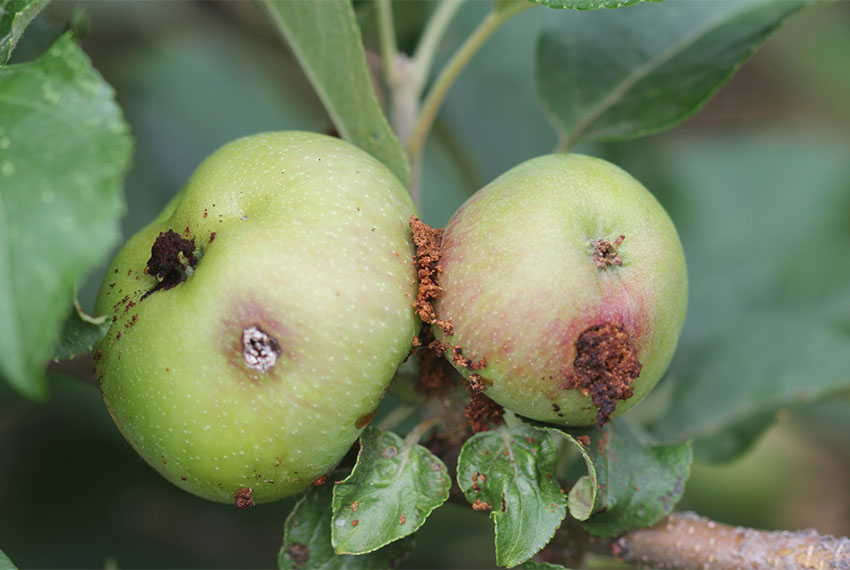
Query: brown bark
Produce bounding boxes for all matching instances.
[598,511,850,569]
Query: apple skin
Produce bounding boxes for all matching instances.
[93,131,418,504]
[433,154,687,426]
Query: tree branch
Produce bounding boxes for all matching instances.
[587,512,850,569]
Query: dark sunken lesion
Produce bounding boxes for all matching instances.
[141,230,199,300]
[571,323,642,427]
[242,325,281,373]
[233,487,255,509]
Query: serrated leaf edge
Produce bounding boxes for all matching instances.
[331,426,450,556]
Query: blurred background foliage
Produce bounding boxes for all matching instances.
[2,1,849,568]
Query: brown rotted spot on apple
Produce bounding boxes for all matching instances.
[355,407,378,429]
[242,326,281,373]
[570,323,642,428]
[141,229,200,300]
[410,217,487,395]
[233,487,255,509]
[409,216,453,335]
[590,234,625,269]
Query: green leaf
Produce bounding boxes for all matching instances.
[260,0,410,188]
[654,316,850,461]
[688,409,779,464]
[635,134,850,461]
[0,548,17,570]
[517,562,566,570]
[535,0,809,147]
[456,424,566,568]
[563,419,691,537]
[438,2,556,192]
[0,0,48,64]
[331,426,450,555]
[52,298,109,360]
[279,476,412,570]
[0,32,131,399]
[647,134,850,344]
[533,0,651,10]
[524,420,597,521]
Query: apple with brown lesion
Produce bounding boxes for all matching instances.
[93,131,419,505]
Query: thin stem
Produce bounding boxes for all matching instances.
[376,0,399,87]
[554,138,573,154]
[503,409,522,430]
[388,57,419,163]
[411,0,464,95]
[406,2,532,197]
[404,416,441,447]
[379,0,463,211]
[375,0,418,206]
[376,404,417,432]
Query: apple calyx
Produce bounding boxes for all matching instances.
[590,234,626,269]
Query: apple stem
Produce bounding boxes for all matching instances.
[376,0,400,88]
[376,2,420,147]
[403,416,440,447]
[378,0,463,208]
[410,0,464,98]
[380,0,465,140]
[502,409,522,430]
[375,404,417,432]
[405,1,532,203]
[377,1,414,147]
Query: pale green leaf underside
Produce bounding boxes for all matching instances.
[0,0,48,64]
[331,427,450,555]
[52,298,109,360]
[0,32,131,398]
[260,0,410,188]
[655,316,850,458]
[649,135,850,461]
[536,0,809,147]
[519,419,597,522]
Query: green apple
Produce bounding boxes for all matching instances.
[433,154,687,427]
[94,131,418,504]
